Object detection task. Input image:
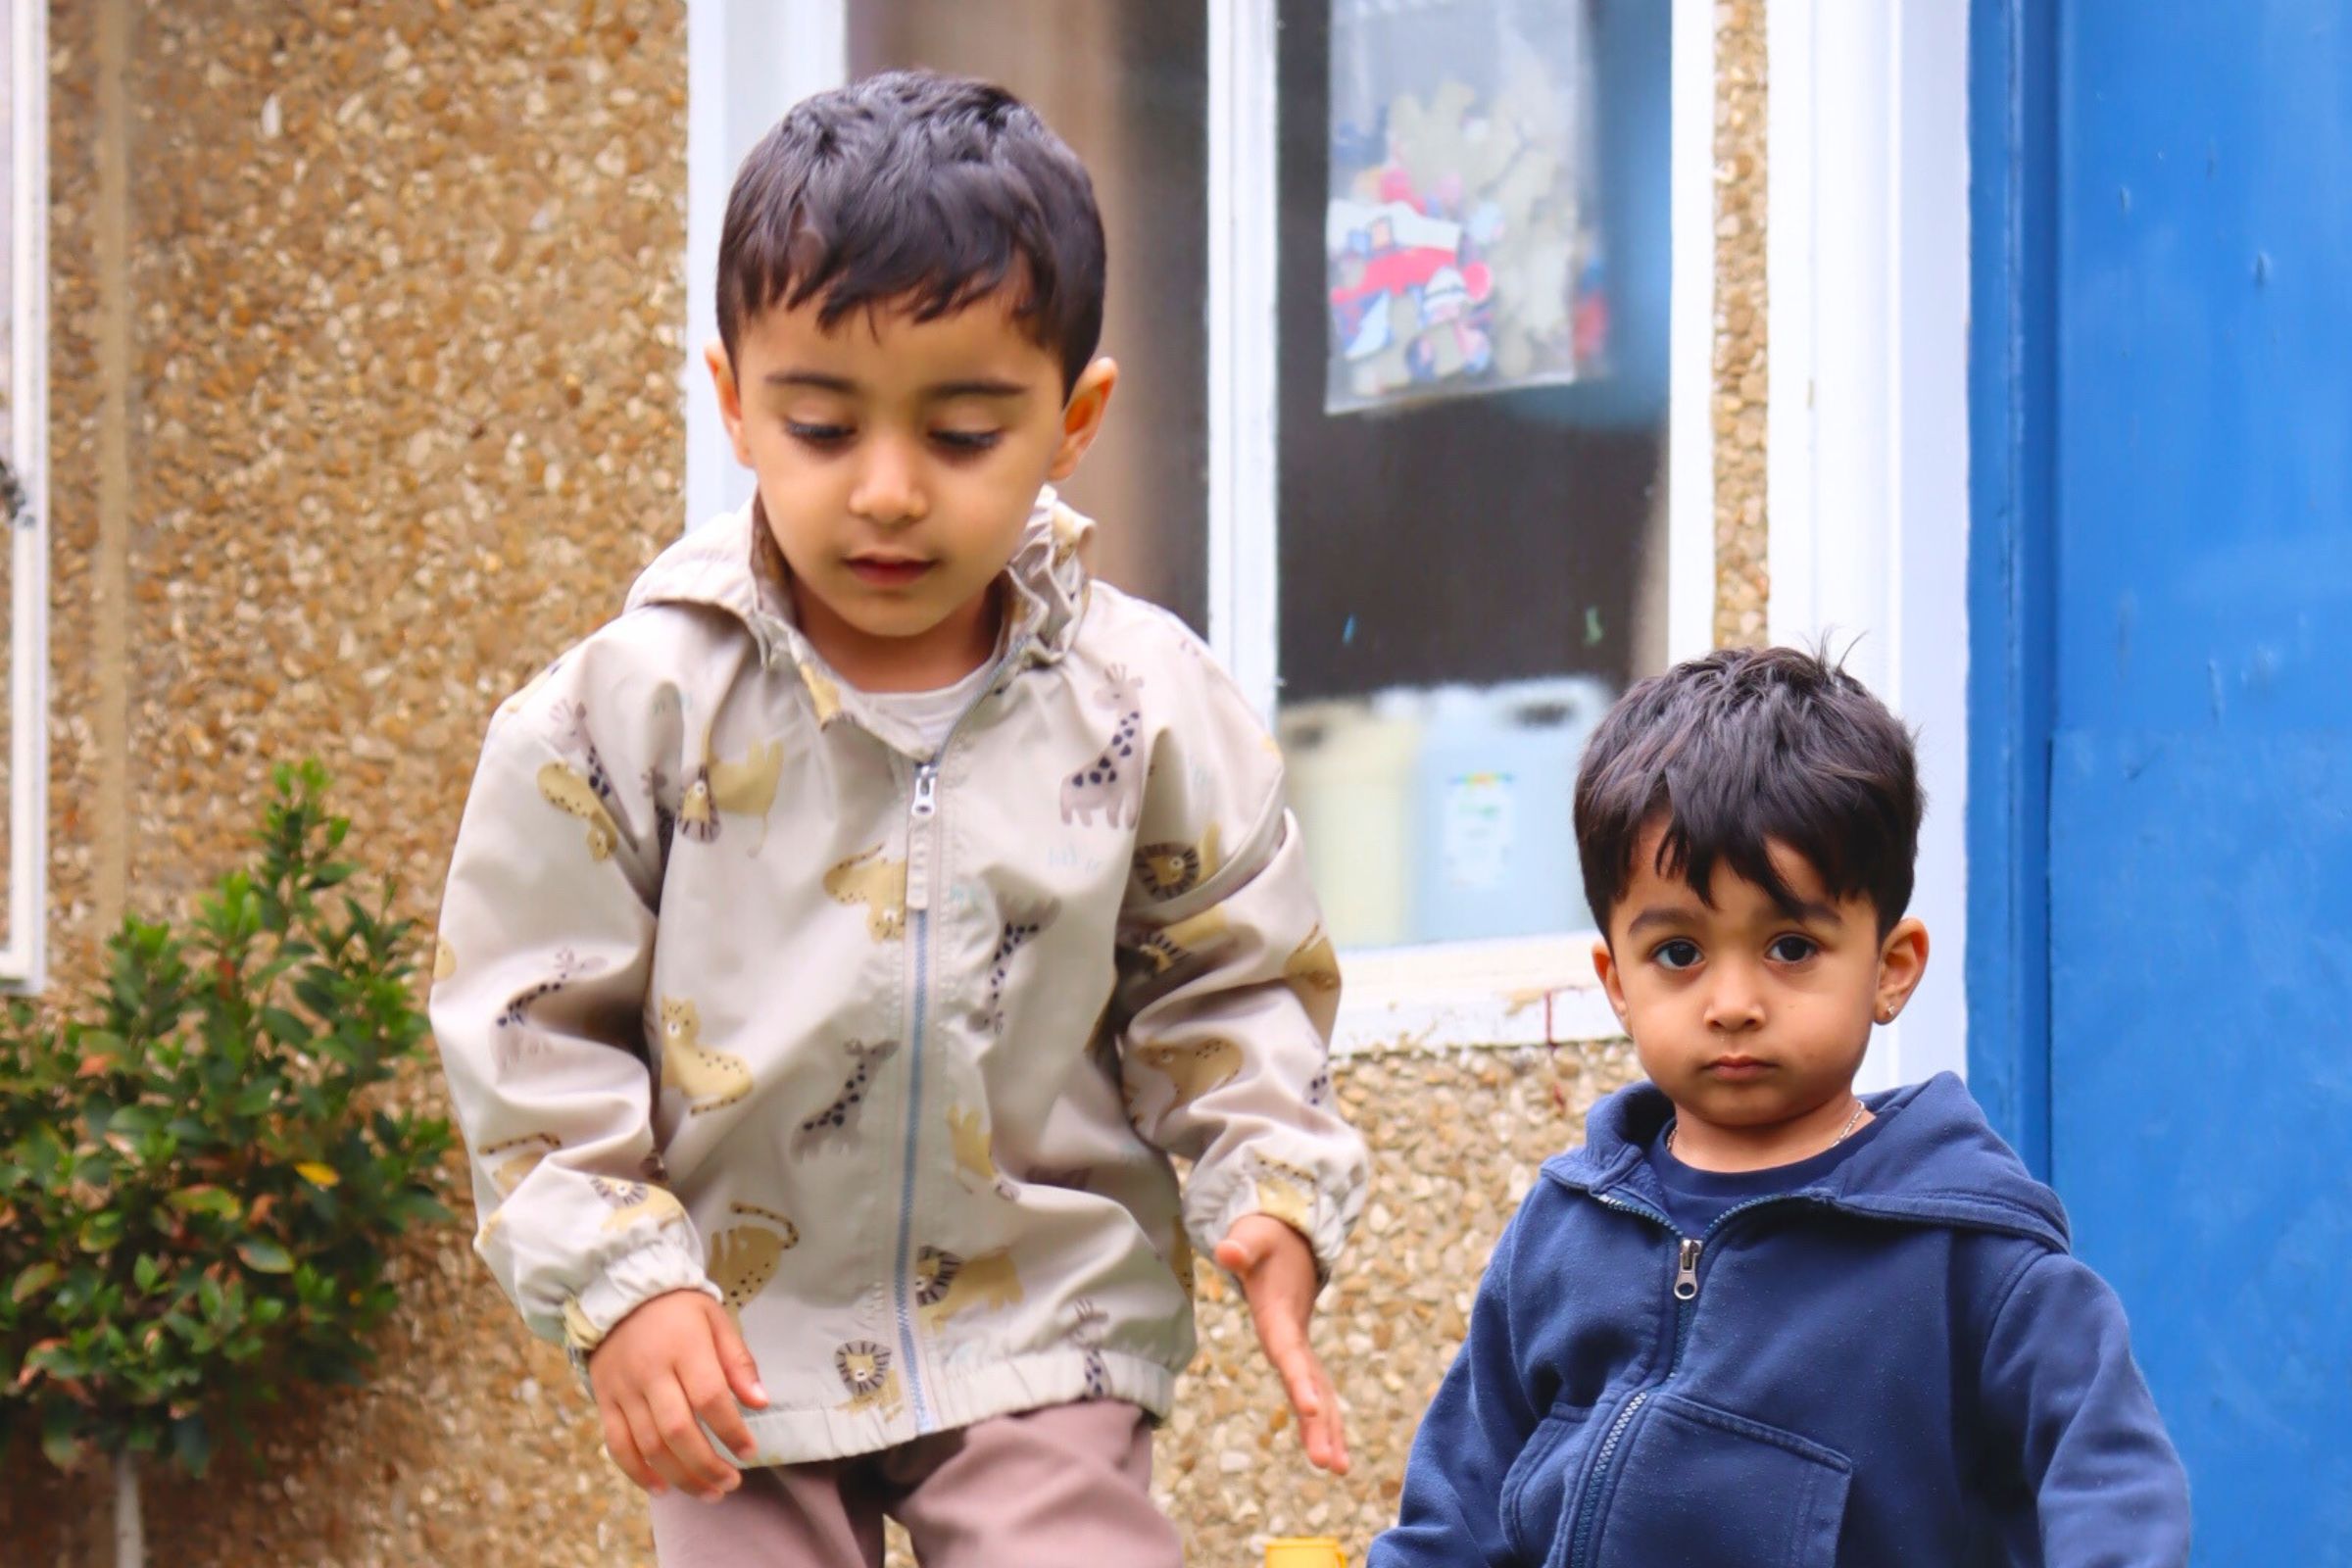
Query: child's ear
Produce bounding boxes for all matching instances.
[705,339,753,466]
[1874,917,1931,1023]
[1048,357,1119,481]
[1592,937,1631,1028]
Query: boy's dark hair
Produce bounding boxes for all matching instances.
[1575,645,1924,937]
[716,70,1106,394]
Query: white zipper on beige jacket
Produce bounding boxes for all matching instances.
[428,490,1368,1463]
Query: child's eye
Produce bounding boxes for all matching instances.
[1767,935,1819,963]
[931,428,1003,455]
[786,421,853,448]
[1652,939,1701,971]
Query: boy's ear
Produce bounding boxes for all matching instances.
[1048,357,1118,481]
[1592,937,1631,1028]
[1874,917,1931,1022]
[705,339,753,466]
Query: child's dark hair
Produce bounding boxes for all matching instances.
[1575,645,1924,937]
[716,70,1106,394]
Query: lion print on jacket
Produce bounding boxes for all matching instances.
[914,1247,1025,1330]
[834,1341,905,1420]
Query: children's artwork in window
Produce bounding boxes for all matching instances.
[1324,0,1606,413]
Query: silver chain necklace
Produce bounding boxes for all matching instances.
[1665,1095,1866,1159]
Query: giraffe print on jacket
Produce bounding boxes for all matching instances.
[493,950,608,1073]
[551,701,620,807]
[1070,1297,1111,1398]
[976,896,1060,1035]
[1059,666,1147,829]
[794,1039,898,1157]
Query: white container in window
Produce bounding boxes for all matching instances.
[1411,676,1613,943]
[1280,690,1426,949]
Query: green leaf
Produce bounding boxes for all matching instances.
[11,1261,61,1303]
[76,1210,124,1253]
[168,1186,241,1220]
[107,1104,162,1138]
[291,974,338,1017]
[259,1007,310,1047]
[39,1414,83,1472]
[235,1239,293,1275]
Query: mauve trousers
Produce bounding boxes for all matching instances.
[647,1399,1184,1567]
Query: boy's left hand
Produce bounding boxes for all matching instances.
[1216,1214,1349,1476]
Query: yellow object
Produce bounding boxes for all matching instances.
[1266,1540,1348,1568]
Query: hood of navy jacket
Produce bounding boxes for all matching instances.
[1371,1073,2189,1568]
[1550,1071,2071,1251]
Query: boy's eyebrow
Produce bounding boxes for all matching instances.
[1622,897,1843,938]
[760,371,1032,401]
[1624,906,1697,938]
[922,377,1031,400]
[765,369,859,392]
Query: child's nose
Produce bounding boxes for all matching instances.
[1702,961,1768,1032]
[848,436,927,526]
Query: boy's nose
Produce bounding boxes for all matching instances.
[1702,965,1767,1033]
[848,439,927,527]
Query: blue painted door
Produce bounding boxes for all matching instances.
[1978,3,2352,1559]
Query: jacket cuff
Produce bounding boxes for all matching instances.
[560,1233,721,1351]
[1188,1152,1361,1289]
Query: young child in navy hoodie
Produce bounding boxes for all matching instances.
[1372,646,2189,1567]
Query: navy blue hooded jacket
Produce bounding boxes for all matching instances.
[1371,1074,2189,1567]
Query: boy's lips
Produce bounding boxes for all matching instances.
[1703,1055,1775,1080]
[846,556,936,588]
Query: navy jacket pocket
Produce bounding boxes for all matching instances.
[1588,1394,1850,1568]
[1501,1404,1592,1558]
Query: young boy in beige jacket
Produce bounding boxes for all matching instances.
[428,70,1367,1567]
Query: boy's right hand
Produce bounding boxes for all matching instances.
[586,1289,767,1501]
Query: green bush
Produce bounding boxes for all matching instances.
[0,760,453,1480]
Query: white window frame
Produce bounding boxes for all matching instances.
[1765,0,1971,1089]
[683,0,1717,1054]
[2,0,49,992]
[684,0,846,533]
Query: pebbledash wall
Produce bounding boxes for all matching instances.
[0,2,1766,1562]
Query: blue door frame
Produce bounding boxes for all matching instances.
[1964,0,2057,1182]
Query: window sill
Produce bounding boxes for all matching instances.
[1333,934,1623,1056]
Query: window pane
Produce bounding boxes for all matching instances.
[1275,0,1673,949]
[848,3,1210,633]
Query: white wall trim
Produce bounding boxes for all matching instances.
[684,0,848,534]
[3,0,48,991]
[1204,0,1283,721]
[1766,0,1971,1089]
[1664,0,1720,666]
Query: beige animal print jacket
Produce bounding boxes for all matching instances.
[429,489,1367,1464]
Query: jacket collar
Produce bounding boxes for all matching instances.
[1544,1072,2071,1250]
[623,486,1097,736]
